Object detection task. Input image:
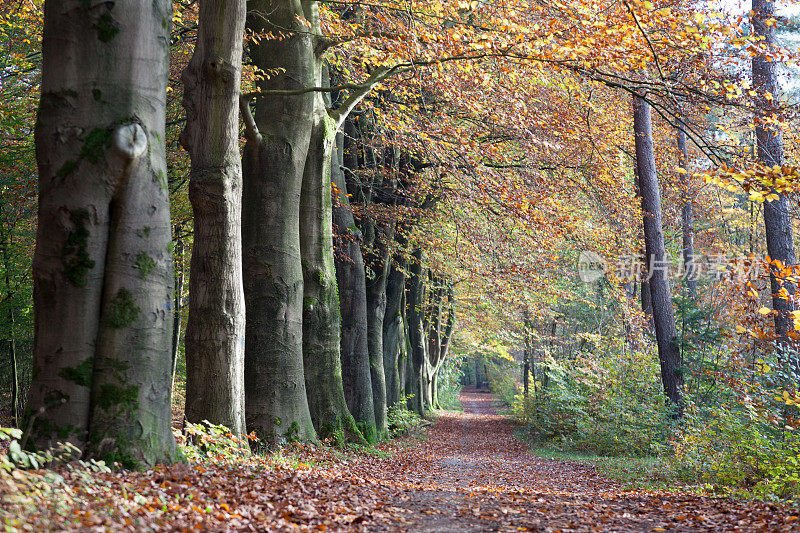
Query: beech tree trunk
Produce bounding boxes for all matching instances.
[383,259,407,408]
[406,248,427,415]
[752,0,797,344]
[676,124,697,297]
[424,277,454,410]
[181,0,247,435]
[28,0,177,467]
[364,229,392,440]
[241,0,316,445]
[633,95,683,416]
[522,353,529,398]
[333,117,377,443]
[300,60,365,444]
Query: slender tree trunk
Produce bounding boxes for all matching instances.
[28,0,177,466]
[300,61,365,444]
[3,227,19,426]
[522,314,532,399]
[634,95,683,416]
[171,228,184,395]
[241,0,317,445]
[181,0,247,434]
[9,308,18,426]
[523,348,529,400]
[633,161,654,329]
[333,117,377,443]
[676,124,697,297]
[752,0,797,346]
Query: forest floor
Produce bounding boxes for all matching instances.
[2,389,800,531]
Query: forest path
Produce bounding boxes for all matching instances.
[367,388,798,532]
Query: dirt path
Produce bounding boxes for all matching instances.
[367,388,799,532]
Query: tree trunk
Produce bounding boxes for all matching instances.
[171,227,184,396]
[3,226,19,426]
[181,0,247,435]
[634,95,683,416]
[333,117,377,443]
[522,348,529,400]
[383,259,407,409]
[241,0,316,445]
[300,61,365,445]
[9,308,18,426]
[406,248,427,415]
[633,161,654,329]
[26,0,180,467]
[28,0,177,467]
[752,0,797,344]
[676,124,697,297]
[364,233,392,440]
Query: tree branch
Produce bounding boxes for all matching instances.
[239,94,262,144]
[329,65,411,128]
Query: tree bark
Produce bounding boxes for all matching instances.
[300,60,365,444]
[364,228,392,439]
[634,95,683,416]
[333,117,377,443]
[752,0,797,344]
[406,248,427,415]
[181,0,247,434]
[28,0,177,466]
[383,259,407,409]
[241,0,317,445]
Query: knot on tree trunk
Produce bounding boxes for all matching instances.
[112,123,147,161]
[204,56,235,86]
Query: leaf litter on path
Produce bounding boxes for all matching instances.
[2,389,798,531]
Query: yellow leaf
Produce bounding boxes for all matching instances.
[758,307,772,315]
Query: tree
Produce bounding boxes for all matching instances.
[634,94,683,416]
[180,0,247,435]
[333,117,378,443]
[383,254,408,409]
[240,0,317,445]
[752,0,797,344]
[300,61,366,444]
[27,0,178,466]
[676,123,697,297]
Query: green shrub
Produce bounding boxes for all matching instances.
[388,397,424,437]
[517,351,674,457]
[176,420,256,464]
[670,398,800,501]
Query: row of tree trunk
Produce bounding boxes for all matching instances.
[24,0,455,465]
